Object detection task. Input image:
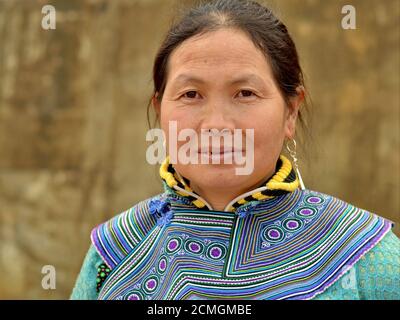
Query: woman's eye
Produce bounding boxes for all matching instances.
[238,90,256,98]
[181,91,199,99]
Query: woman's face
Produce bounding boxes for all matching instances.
[155,27,301,196]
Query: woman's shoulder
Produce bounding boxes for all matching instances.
[299,188,395,255]
[297,189,399,300]
[90,193,165,269]
[301,188,394,221]
[305,188,394,229]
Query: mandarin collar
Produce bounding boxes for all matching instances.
[159,154,300,213]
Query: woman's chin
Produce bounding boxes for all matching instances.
[187,165,249,188]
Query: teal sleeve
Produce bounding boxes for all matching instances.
[355,229,400,300]
[70,244,104,300]
[313,229,400,300]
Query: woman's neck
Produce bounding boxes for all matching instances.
[190,185,237,211]
[190,174,273,211]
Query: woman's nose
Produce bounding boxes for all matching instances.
[200,100,236,133]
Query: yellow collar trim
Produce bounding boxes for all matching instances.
[159,154,299,212]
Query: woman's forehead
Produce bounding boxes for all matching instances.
[166,29,273,84]
[169,28,265,65]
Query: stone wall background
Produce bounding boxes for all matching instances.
[0,0,398,299]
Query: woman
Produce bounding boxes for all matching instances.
[71,0,399,300]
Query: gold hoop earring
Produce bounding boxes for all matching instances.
[285,138,306,190]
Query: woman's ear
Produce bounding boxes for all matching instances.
[285,86,305,139]
[152,92,161,117]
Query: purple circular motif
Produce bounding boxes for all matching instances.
[125,291,142,300]
[184,240,204,255]
[158,257,167,273]
[190,242,201,252]
[168,240,178,250]
[283,218,302,231]
[306,196,323,205]
[296,206,317,218]
[206,244,227,260]
[287,221,298,229]
[166,238,181,253]
[262,226,284,243]
[160,259,166,269]
[210,247,222,259]
[300,208,313,215]
[145,278,158,292]
[268,229,281,239]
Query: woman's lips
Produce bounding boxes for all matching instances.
[198,147,244,154]
[197,149,244,163]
